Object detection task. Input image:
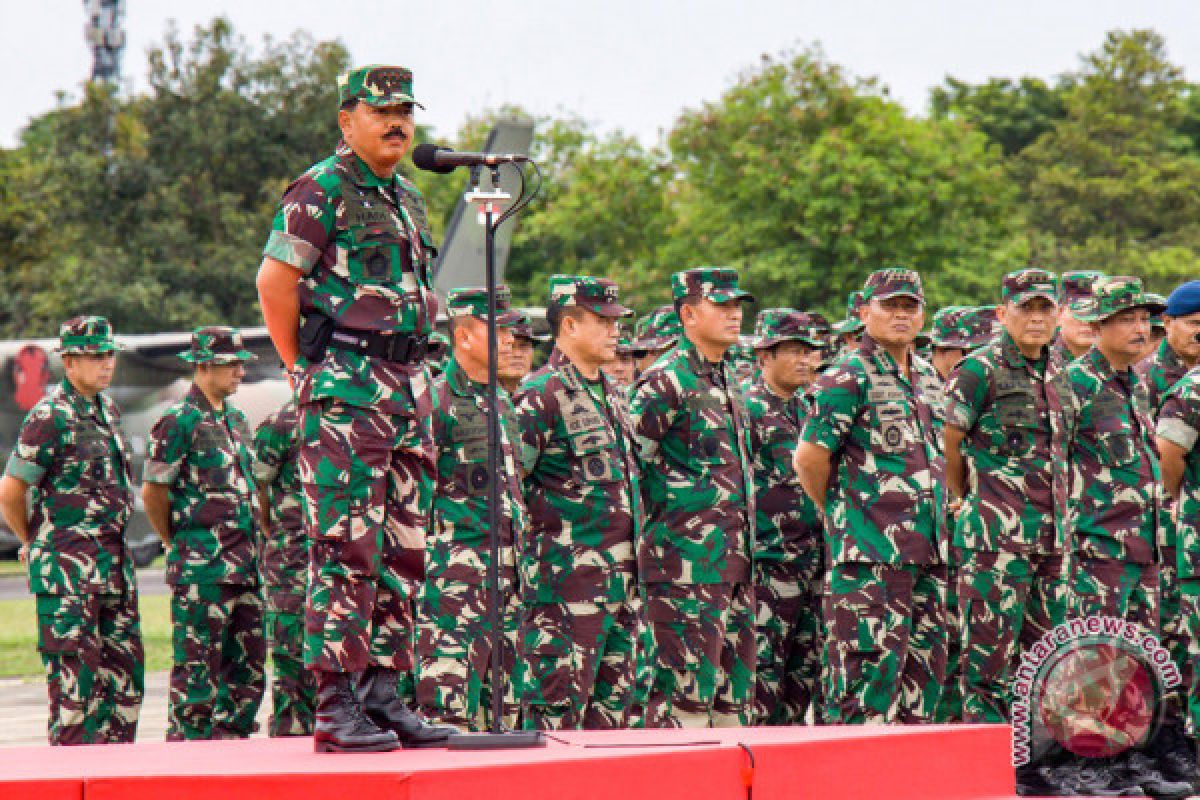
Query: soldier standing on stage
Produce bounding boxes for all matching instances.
[0,317,143,745]
[417,286,525,731]
[793,268,948,724]
[255,65,456,752]
[631,267,756,728]
[143,326,265,741]
[253,399,316,736]
[942,269,1073,729]
[515,275,641,729]
[744,309,826,725]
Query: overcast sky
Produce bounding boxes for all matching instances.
[2,0,1200,148]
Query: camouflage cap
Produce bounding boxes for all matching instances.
[615,330,636,356]
[832,290,867,336]
[1003,268,1059,307]
[670,267,755,304]
[338,65,423,109]
[929,306,974,349]
[864,268,923,302]
[753,309,828,350]
[511,312,551,343]
[1059,270,1106,305]
[57,315,121,355]
[548,274,633,318]
[1072,276,1168,323]
[446,285,522,326]
[970,305,1001,346]
[179,326,258,365]
[1146,293,1167,329]
[633,305,683,351]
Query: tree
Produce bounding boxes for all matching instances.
[930,76,1067,157]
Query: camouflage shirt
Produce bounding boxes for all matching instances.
[1157,370,1200,579]
[430,357,525,587]
[630,335,754,585]
[944,331,1074,553]
[145,385,260,586]
[252,401,306,610]
[1065,347,1160,564]
[800,333,946,566]
[743,377,822,561]
[6,379,135,595]
[1136,338,1191,552]
[516,349,640,603]
[263,141,437,415]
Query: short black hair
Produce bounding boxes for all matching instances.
[547,304,587,339]
[340,98,359,112]
[674,295,702,319]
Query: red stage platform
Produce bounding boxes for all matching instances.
[0,725,1025,800]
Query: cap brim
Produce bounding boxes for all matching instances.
[58,343,123,354]
[832,319,865,336]
[708,289,754,304]
[1009,290,1059,307]
[361,95,425,110]
[753,334,825,350]
[590,302,635,319]
[873,290,923,302]
[634,334,679,351]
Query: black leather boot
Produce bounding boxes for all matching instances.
[1153,718,1198,786]
[357,667,459,748]
[1120,750,1192,798]
[313,670,399,753]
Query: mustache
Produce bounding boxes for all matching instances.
[383,128,408,140]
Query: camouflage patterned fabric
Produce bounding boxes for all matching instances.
[265,134,440,677]
[832,290,867,337]
[7,372,143,745]
[1158,371,1200,732]
[1050,270,1106,368]
[744,374,823,724]
[337,65,423,108]
[1138,339,1194,729]
[800,330,948,723]
[633,305,683,352]
[630,312,756,726]
[252,401,315,736]
[145,384,265,740]
[515,345,641,729]
[1065,344,1161,626]
[178,326,258,366]
[167,582,266,740]
[417,356,525,729]
[944,324,1074,724]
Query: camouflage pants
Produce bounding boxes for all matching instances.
[1068,557,1159,632]
[1177,579,1200,733]
[958,549,1068,724]
[1157,547,1190,727]
[35,588,143,745]
[299,400,432,673]
[265,601,315,737]
[416,579,521,730]
[752,553,823,725]
[643,582,755,729]
[627,605,655,729]
[822,562,948,725]
[167,583,266,740]
[520,592,640,730]
[934,548,963,723]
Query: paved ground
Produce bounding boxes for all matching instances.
[0,671,273,746]
[0,568,167,601]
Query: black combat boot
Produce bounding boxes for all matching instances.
[1152,718,1198,788]
[356,667,459,748]
[1119,749,1192,798]
[313,670,399,753]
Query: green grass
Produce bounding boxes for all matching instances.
[0,593,172,679]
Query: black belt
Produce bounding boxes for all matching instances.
[327,328,427,364]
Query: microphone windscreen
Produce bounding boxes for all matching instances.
[412,143,455,173]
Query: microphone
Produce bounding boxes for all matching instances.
[411,143,529,174]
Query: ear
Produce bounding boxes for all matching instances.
[337,108,352,138]
[995,304,1008,325]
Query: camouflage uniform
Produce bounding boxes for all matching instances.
[630,267,757,728]
[1159,370,1200,734]
[944,269,1074,724]
[6,317,143,745]
[253,400,316,736]
[417,287,525,731]
[262,74,439,679]
[744,310,826,725]
[800,269,948,725]
[830,290,866,363]
[146,327,265,740]
[1064,278,1164,630]
[1049,271,1106,369]
[633,305,683,354]
[516,275,641,730]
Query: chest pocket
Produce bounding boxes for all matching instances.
[561,392,621,483]
[871,401,913,455]
[345,224,411,288]
[687,390,732,465]
[993,387,1039,457]
[453,403,490,462]
[192,424,238,490]
[71,426,113,486]
[1095,430,1138,468]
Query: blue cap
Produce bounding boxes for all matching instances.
[1166,281,1200,318]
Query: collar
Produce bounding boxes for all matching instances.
[860,333,911,378]
[60,378,101,421]
[998,330,1048,370]
[548,347,612,394]
[444,356,487,398]
[1156,337,1187,377]
[186,383,225,417]
[677,334,726,379]
[1082,345,1135,386]
[336,139,396,190]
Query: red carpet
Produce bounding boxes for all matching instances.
[0,725,1024,800]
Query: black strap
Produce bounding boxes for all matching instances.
[327,328,427,364]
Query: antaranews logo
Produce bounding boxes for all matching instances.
[1011,616,1180,767]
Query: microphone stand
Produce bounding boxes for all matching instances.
[447,162,545,750]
